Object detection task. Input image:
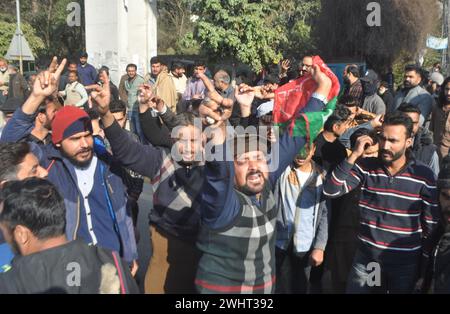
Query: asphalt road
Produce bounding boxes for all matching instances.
[135,182,153,293]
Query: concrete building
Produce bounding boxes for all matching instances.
[84,0,157,84]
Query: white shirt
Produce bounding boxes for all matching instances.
[74,156,98,245]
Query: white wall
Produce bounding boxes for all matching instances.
[85,0,157,84]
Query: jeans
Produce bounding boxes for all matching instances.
[275,244,312,294]
[128,108,146,143]
[346,249,419,294]
[0,93,6,106]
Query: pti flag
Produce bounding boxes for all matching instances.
[273,56,340,143]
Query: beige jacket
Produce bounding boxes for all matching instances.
[144,71,177,113]
[430,103,450,160]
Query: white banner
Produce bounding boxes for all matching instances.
[427,35,448,50]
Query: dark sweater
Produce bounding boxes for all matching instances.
[202,97,324,230]
[0,240,138,294]
[324,157,440,264]
[104,120,203,240]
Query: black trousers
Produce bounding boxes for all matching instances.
[275,241,311,294]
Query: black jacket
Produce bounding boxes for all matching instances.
[430,225,450,293]
[412,127,438,171]
[379,90,394,113]
[0,240,139,294]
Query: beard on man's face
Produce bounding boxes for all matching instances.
[379,148,404,166]
[43,118,52,131]
[404,80,416,89]
[237,169,267,195]
[61,146,94,168]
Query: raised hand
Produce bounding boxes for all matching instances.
[310,64,332,99]
[310,64,331,86]
[150,96,166,112]
[91,70,111,116]
[235,84,255,117]
[23,57,66,115]
[349,135,374,164]
[370,114,384,129]
[280,59,291,74]
[138,84,153,105]
[32,57,67,98]
[199,98,233,129]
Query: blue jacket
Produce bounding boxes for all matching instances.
[77,63,98,86]
[274,161,330,253]
[1,108,137,262]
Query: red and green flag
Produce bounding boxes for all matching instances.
[273,56,341,144]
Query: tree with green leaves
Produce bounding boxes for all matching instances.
[0,0,85,60]
[191,0,287,72]
[0,21,45,58]
[157,0,198,55]
[274,0,321,59]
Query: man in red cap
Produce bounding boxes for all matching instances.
[0,57,138,275]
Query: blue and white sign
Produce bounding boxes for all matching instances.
[427,35,448,50]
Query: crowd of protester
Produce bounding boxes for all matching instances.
[0,50,449,295]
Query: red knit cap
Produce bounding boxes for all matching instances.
[51,106,91,144]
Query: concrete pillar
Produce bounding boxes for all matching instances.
[84,0,157,84]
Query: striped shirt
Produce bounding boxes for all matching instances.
[323,157,440,264]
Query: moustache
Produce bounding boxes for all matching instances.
[380,149,393,157]
[76,147,92,155]
[246,170,263,180]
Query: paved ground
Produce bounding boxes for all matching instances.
[135,182,153,293]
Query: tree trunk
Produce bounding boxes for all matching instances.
[31,0,39,15]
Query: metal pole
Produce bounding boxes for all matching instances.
[447,0,450,76]
[16,0,23,74]
[442,0,447,70]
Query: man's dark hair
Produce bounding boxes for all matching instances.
[439,76,450,107]
[323,106,351,132]
[86,108,100,120]
[109,100,127,115]
[68,60,78,67]
[380,81,389,88]
[126,63,137,71]
[0,142,31,182]
[99,66,110,76]
[346,65,360,78]
[0,178,66,240]
[194,60,206,68]
[68,70,79,82]
[150,57,161,65]
[397,103,421,115]
[382,111,414,138]
[174,112,196,128]
[339,95,357,108]
[404,64,422,78]
[171,62,184,71]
